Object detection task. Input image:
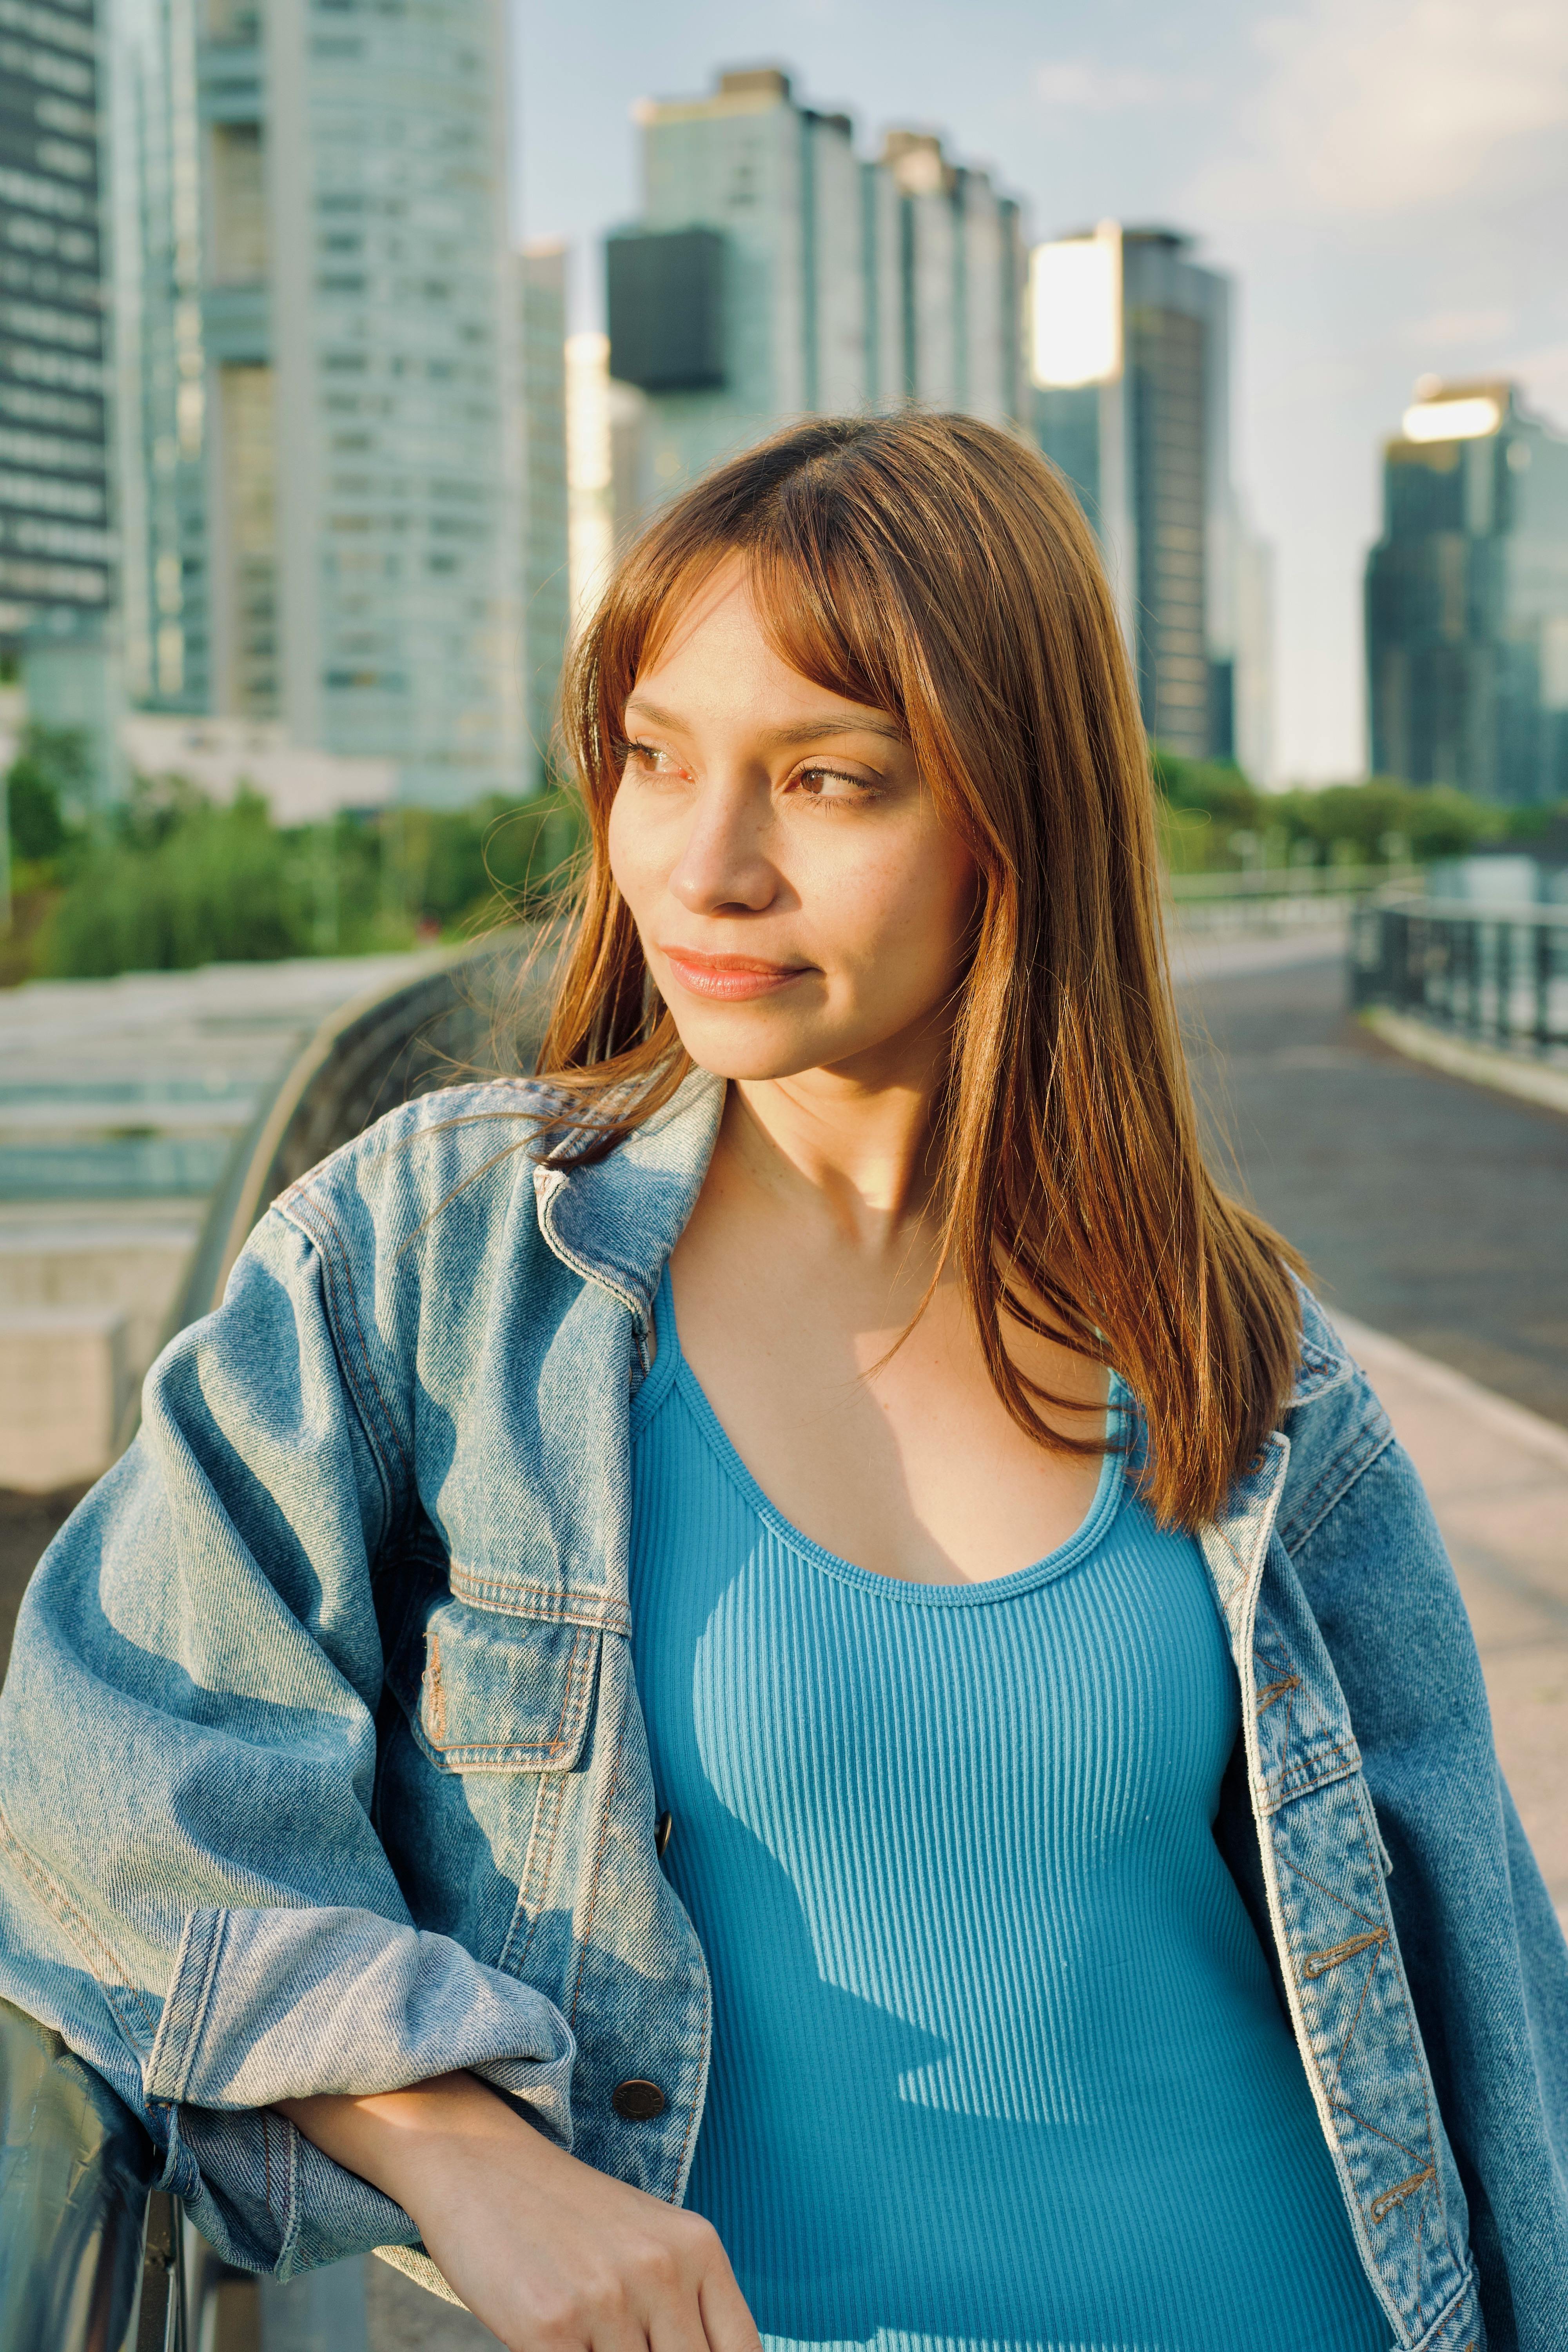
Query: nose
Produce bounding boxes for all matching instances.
[668,778,778,916]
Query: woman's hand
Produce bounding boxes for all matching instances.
[278,2070,761,2352]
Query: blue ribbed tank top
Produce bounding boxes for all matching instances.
[628,1269,1388,2352]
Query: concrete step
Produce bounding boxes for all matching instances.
[0,1216,200,1379]
[0,1306,132,1491]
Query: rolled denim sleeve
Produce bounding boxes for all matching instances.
[0,1207,573,2278]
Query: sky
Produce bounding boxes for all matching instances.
[511,0,1568,783]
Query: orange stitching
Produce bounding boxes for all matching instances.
[1279,1855,1381,1933]
[1359,1807,1452,2284]
[1371,2165,1435,2223]
[446,1569,630,1634]
[1256,1673,1301,1712]
[423,1628,594,1762]
[1264,1734,1360,1802]
[1328,2093,1421,2164]
[425,1631,445,1746]
[1304,1927,1388,1978]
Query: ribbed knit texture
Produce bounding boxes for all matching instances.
[629,1270,1389,2352]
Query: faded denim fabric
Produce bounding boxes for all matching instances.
[0,1069,1563,2347]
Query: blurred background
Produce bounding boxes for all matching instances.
[0,2,1564,2345]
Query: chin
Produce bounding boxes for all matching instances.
[668,1013,837,1083]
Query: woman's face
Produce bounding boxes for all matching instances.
[607,559,977,1085]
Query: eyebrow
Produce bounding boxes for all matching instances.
[623,697,906,748]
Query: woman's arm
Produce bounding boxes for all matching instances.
[0,1203,570,2278]
[280,2074,760,2352]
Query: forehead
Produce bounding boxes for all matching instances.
[627,557,898,735]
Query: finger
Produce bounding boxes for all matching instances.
[646,2289,712,2352]
[697,2258,764,2352]
[589,2318,654,2352]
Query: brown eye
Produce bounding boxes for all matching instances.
[792,764,876,803]
[624,742,673,776]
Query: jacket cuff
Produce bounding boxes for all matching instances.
[145,1905,575,2143]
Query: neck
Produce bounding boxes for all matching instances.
[721,1045,948,1261]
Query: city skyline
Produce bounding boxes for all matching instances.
[513,0,1568,784]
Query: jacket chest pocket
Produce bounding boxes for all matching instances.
[411,1596,601,1775]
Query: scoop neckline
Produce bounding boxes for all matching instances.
[632,1263,1126,1608]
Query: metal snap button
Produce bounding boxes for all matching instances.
[612,2078,666,2122]
[655,1810,673,1858]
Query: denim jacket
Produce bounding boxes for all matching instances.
[0,1071,1563,2350]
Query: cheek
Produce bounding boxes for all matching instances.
[845,827,976,985]
[605,789,658,919]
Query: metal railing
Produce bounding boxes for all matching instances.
[2,929,552,2352]
[1350,897,1568,1056]
[1166,863,1418,938]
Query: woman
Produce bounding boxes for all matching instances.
[0,415,1563,2352]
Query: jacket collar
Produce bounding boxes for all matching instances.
[1287,1281,1354,1408]
[531,1065,1355,1413]
[531,1066,725,1332]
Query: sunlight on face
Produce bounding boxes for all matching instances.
[606,559,977,1086]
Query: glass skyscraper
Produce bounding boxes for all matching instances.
[1365,378,1568,805]
[519,238,567,788]
[0,0,111,636]
[109,0,526,806]
[604,67,1023,507]
[1028,223,1270,775]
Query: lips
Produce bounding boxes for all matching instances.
[659,947,812,1002]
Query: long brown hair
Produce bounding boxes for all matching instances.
[526,410,1302,1528]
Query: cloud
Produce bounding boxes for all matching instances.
[1034,60,1210,111]
[1191,0,1568,217]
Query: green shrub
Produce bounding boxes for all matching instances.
[4,722,91,868]
[42,788,306,976]
[34,779,588,980]
[1149,747,1517,874]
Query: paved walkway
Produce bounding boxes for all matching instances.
[1179,951,1568,1428]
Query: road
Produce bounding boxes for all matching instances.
[1180,952,1568,1430]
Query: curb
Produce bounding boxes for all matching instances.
[1360,1007,1568,1118]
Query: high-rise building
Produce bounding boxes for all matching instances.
[564,330,646,632]
[0,0,125,802]
[1365,378,1568,804]
[1028,223,1270,772]
[604,66,1023,503]
[109,0,526,807]
[519,239,568,785]
[0,0,111,637]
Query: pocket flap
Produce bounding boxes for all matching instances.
[415,1597,599,1772]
